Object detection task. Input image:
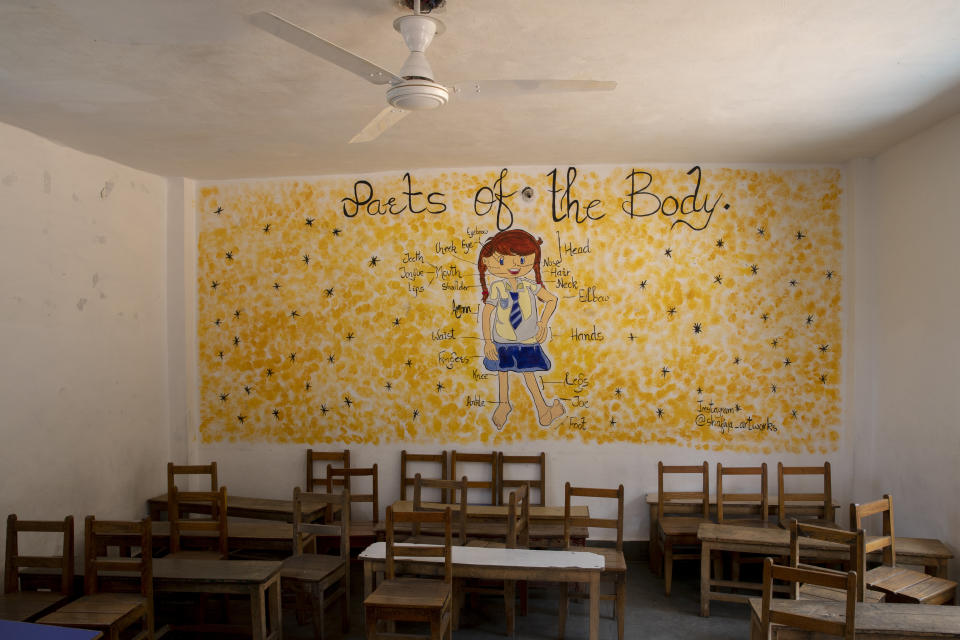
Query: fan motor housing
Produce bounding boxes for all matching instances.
[387,80,449,110]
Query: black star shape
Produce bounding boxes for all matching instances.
[290,310,299,318]
[819,374,828,384]
[806,315,814,326]
[233,336,240,346]
[628,332,636,342]
[217,351,224,360]
[664,248,673,258]
[302,254,310,265]
[343,396,353,407]
[369,256,380,267]
[761,313,769,322]
[213,206,223,215]
[639,280,647,290]
[218,393,229,403]
[614,388,623,397]
[693,322,702,334]
[385,382,393,391]
[237,415,246,423]
[244,385,252,395]
[656,407,664,418]
[825,270,834,280]
[667,307,677,317]
[328,354,335,363]
[609,417,617,427]
[305,217,314,226]
[272,408,280,420]
[324,287,334,297]
[214,318,222,326]
[305,382,312,391]
[750,264,759,275]
[320,404,329,415]
[263,224,271,233]
[210,281,220,290]
[716,238,724,248]
[770,384,778,393]
[789,279,798,287]
[697,386,703,395]
[771,338,779,348]
[332,228,342,236]
[405,359,413,367]
[393,317,401,326]
[436,382,445,392]
[795,230,806,240]
[265,368,274,377]
[757,226,766,237]
[734,356,741,365]
[345,332,355,342]
[660,366,670,378]
[273,282,281,290]
[289,353,296,362]
[225,251,233,261]
[412,409,420,419]
[713,274,723,285]
[734,403,742,412]
[234,309,241,319]
[784,357,792,366]
[818,344,830,353]
[791,409,799,419]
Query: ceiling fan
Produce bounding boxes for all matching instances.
[249,1,616,143]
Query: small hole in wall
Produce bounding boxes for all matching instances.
[521,186,535,201]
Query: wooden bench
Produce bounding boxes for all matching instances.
[749,599,960,639]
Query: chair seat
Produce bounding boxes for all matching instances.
[588,547,627,573]
[281,553,346,582]
[866,566,957,604]
[37,593,148,629]
[364,577,451,610]
[659,517,710,538]
[801,583,885,602]
[0,591,70,622]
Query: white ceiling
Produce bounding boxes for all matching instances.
[1,0,959,180]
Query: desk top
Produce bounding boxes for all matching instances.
[149,520,296,540]
[389,500,588,521]
[147,492,331,522]
[0,620,102,639]
[153,558,282,584]
[360,541,604,570]
[749,599,960,637]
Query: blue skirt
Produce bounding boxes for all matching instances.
[484,343,551,373]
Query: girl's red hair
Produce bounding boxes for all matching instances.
[477,229,544,302]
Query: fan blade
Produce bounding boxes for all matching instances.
[349,106,410,143]
[248,12,402,86]
[450,79,616,100]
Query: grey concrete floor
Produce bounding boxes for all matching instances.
[275,559,751,640]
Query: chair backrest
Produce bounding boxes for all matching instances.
[84,516,152,599]
[850,494,895,567]
[657,461,709,521]
[564,482,624,552]
[506,484,530,549]
[760,557,856,639]
[292,487,350,560]
[717,462,768,523]
[167,461,217,495]
[778,461,833,525]
[413,474,468,545]
[497,452,546,507]
[789,520,867,602]
[385,506,452,583]
[306,449,350,493]
[400,450,448,501]
[450,450,497,505]
[169,485,228,558]
[326,464,379,524]
[4,514,74,596]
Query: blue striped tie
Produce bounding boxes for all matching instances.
[509,292,522,329]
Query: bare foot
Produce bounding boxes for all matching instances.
[538,399,566,426]
[491,402,512,430]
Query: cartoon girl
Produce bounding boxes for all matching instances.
[478,229,565,430]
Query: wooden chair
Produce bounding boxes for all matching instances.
[464,485,530,636]
[400,450,448,501]
[656,461,710,596]
[757,556,856,639]
[559,483,626,640]
[307,449,350,494]
[167,461,217,493]
[450,450,497,506]
[411,474,469,545]
[851,495,957,605]
[716,463,771,583]
[1,515,74,622]
[789,521,884,602]
[281,487,350,640]
[168,485,228,559]
[777,462,838,529]
[38,516,154,640]
[364,506,453,640]
[496,452,546,507]
[326,464,378,552]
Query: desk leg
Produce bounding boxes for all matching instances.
[251,584,267,640]
[268,575,282,639]
[648,503,661,575]
[588,572,599,640]
[700,540,712,617]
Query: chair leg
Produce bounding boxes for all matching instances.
[505,580,516,637]
[616,575,626,640]
[365,608,378,640]
[664,540,674,596]
[558,582,568,639]
[341,579,351,633]
[519,579,528,616]
[310,583,325,640]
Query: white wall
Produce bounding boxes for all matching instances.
[0,122,170,558]
[851,112,960,577]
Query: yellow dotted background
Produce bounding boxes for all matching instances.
[197,166,842,453]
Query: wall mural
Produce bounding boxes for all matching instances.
[197,166,842,452]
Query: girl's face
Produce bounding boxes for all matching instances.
[484,252,536,279]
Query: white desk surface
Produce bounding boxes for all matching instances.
[360,541,604,570]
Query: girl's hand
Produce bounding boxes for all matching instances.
[484,340,499,360]
[536,320,549,343]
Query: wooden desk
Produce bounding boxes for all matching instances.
[748,599,960,639]
[152,558,282,640]
[0,620,102,639]
[391,500,588,521]
[147,493,332,523]
[360,542,604,640]
[698,523,955,617]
